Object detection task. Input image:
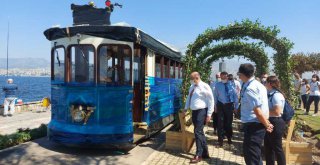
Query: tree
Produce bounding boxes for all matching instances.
[291,52,320,75]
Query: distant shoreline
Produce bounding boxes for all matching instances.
[0,75,50,78]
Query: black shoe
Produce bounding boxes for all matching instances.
[3,115,7,117]
[228,138,233,144]
[218,140,223,147]
[202,152,210,159]
[190,156,202,164]
[8,114,12,117]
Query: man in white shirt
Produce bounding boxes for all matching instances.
[183,72,214,163]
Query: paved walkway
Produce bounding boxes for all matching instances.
[143,124,247,165]
[0,109,50,135]
[0,125,169,165]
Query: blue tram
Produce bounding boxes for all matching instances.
[43,4,183,148]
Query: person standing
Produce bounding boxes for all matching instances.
[300,79,310,111]
[214,72,239,146]
[228,74,241,97]
[236,63,273,165]
[260,73,268,85]
[2,79,18,117]
[306,74,320,116]
[183,72,214,163]
[294,73,302,109]
[210,72,221,134]
[264,76,286,165]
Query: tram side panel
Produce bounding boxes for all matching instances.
[49,85,134,146]
[145,77,182,131]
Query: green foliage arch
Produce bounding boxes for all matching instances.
[198,40,269,77]
[182,19,294,102]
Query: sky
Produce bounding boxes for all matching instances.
[0,0,319,68]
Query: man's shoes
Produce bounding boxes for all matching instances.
[304,112,309,115]
[228,138,233,144]
[190,156,202,164]
[218,140,223,147]
[8,114,12,117]
[3,115,7,117]
[312,113,318,116]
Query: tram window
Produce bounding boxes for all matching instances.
[53,47,65,82]
[133,56,141,82]
[180,67,183,79]
[163,58,168,78]
[170,60,175,78]
[125,57,131,82]
[175,62,179,79]
[155,56,161,78]
[70,45,95,83]
[99,46,113,83]
[98,45,132,85]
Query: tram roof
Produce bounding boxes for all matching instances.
[44,26,182,61]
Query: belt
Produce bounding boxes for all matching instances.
[218,101,233,105]
[191,107,208,111]
[243,122,263,127]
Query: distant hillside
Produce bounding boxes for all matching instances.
[0,58,50,69]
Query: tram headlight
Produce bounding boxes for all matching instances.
[71,105,85,123]
[73,110,85,122]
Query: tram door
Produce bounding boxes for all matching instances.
[133,47,144,122]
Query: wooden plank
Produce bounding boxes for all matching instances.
[285,120,296,162]
[289,142,313,148]
[289,154,312,162]
[290,147,312,153]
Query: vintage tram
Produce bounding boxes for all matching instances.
[43,4,183,148]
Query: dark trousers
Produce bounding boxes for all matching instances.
[301,94,308,109]
[306,95,320,113]
[217,101,234,141]
[243,122,266,165]
[264,117,286,165]
[192,108,208,156]
[212,112,218,131]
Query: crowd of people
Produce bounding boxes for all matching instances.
[293,73,320,116]
[183,63,292,164]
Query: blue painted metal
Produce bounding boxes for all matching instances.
[49,84,133,145]
[49,76,182,146]
[145,77,182,125]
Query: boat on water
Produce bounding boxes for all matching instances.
[43,3,183,149]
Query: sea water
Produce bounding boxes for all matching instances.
[0,76,50,105]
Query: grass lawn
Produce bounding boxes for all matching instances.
[295,109,320,136]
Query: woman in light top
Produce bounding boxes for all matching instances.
[264,76,286,165]
[299,78,310,111]
[306,74,320,116]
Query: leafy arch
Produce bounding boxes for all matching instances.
[198,40,269,76]
[182,19,294,101]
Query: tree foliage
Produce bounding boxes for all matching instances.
[291,52,320,75]
[182,19,294,102]
[198,40,269,77]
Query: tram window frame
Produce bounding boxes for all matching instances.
[98,44,133,85]
[155,55,162,78]
[51,46,66,82]
[170,60,175,78]
[163,57,169,78]
[175,62,179,79]
[68,44,96,84]
[180,65,184,79]
[133,52,141,83]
